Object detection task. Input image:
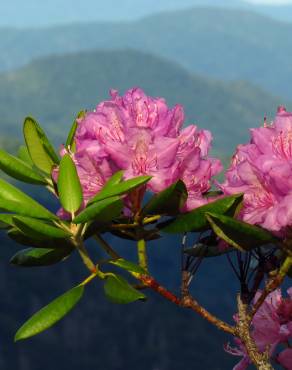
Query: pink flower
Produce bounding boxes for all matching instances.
[219,106,292,233]
[179,147,222,211]
[104,127,180,192]
[72,88,222,210]
[226,288,292,369]
[252,289,292,349]
[52,146,113,218]
[224,339,251,370]
[278,349,292,369]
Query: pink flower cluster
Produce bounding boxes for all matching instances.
[66,88,221,211]
[220,107,292,233]
[226,288,292,370]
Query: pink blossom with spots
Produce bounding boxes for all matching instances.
[219,106,292,233]
[71,88,222,211]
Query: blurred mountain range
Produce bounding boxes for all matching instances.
[2,0,292,26]
[1,7,292,99]
[0,49,284,155]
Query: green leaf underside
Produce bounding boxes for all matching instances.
[104,274,146,304]
[23,117,59,173]
[74,196,122,224]
[58,154,83,214]
[109,258,148,275]
[15,285,84,341]
[206,213,277,251]
[12,216,72,239]
[110,228,161,241]
[0,149,46,184]
[0,179,57,220]
[142,180,187,216]
[7,228,74,249]
[88,176,152,204]
[109,229,137,241]
[10,247,73,267]
[161,194,243,233]
[65,110,85,149]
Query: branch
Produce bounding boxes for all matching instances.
[140,275,180,305]
[94,236,235,335]
[180,270,235,335]
[236,295,274,370]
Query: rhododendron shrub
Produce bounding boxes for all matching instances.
[0,89,291,370]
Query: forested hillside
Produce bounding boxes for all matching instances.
[1,8,292,99]
[0,49,284,155]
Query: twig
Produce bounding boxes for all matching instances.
[94,234,120,259]
[93,235,235,335]
[180,270,235,335]
[140,275,180,305]
[236,295,274,370]
[249,256,292,320]
[137,238,148,272]
[74,239,97,274]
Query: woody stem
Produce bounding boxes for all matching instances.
[137,238,148,272]
[236,295,274,370]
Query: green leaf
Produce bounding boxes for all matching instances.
[104,274,146,304]
[102,171,124,189]
[88,176,152,204]
[205,212,277,251]
[18,145,34,166]
[15,285,84,341]
[7,228,74,249]
[203,191,223,198]
[0,198,56,221]
[0,148,47,185]
[65,110,85,150]
[161,194,243,233]
[142,180,187,216]
[0,214,15,228]
[0,178,57,220]
[10,247,73,267]
[23,117,59,174]
[184,243,235,258]
[73,196,122,224]
[109,229,137,241]
[12,216,72,239]
[110,228,161,242]
[109,258,148,275]
[57,154,83,214]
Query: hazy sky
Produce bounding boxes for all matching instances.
[248,0,292,3]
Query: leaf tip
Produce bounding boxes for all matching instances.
[14,330,24,342]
